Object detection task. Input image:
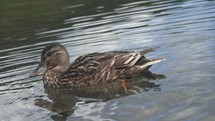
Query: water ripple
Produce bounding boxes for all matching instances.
[1,0,215,120]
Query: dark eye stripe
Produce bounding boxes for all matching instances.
[42,50,60,61]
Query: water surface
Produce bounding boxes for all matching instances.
[1,0,215,121]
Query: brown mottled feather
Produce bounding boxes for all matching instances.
[31,43,163,88]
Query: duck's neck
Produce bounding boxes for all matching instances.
[43,62,70,88]
[43,71,61,88]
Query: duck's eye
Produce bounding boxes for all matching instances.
[48,66,54,69]
[46,62,52,68]
[46,62,54,69]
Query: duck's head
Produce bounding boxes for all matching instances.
[30,43,70,77]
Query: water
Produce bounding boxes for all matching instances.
[1,0,215,120]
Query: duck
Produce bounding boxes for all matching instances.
[30,43,163,88]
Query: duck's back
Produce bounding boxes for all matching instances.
[60,50,159,87]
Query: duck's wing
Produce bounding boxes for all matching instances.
[111,48,155,68]
[61,49,155,86]
[61,52,117,86]
[71,50,151,72]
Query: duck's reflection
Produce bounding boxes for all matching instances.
[34,71,165,121]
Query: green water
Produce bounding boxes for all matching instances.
[0,0,215,121]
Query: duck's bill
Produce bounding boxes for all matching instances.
[30,64,46,77]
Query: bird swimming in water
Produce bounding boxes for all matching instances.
[30,43,163,89]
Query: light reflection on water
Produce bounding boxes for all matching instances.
[0,0,215,121]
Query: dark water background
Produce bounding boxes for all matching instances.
[1,0,215,121]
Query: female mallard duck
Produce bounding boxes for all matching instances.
[31,43,163,88]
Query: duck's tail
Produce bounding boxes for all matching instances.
[120,58,164,78]
[138,58,164,69]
